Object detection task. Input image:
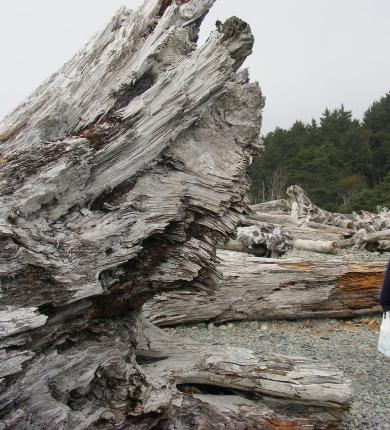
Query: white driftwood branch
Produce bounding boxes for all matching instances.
[293,239,337,254]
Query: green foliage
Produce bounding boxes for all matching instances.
[249,93,390,212]
[364,92,390,133]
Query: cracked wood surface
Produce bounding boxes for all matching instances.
[145,250,385,325]
[0,0,351,428]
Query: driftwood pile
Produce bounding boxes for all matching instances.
[145,186,387,327]
[241,185,390,255]
[0,0,352,428]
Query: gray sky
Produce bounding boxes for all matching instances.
[0,0,389,133]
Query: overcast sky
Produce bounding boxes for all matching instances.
[0,0,389,133]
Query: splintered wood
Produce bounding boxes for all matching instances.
[145,250,385,325]
[0,0,351,428]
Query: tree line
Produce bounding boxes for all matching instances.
[249,92,390,212]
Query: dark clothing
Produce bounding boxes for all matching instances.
[380,261,390,312]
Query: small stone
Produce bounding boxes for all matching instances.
[100,410,116,423]
[207,323,215,330]
[260,323,269,331]
[249,321,259,329]
[227,323,234,328]
[196,323,207,329]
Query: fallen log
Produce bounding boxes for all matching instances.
[243,217,350,240]
[306,221,354,237]
[287,224,343,242]
[353,206,390,232]
[144,250,385,325]
[135,318,351,428]
[377,240,390,252]
[248,211,293,224]
[250,199,290,214]
[286,185,390,238]
[293,239,337,254]
[247,186,386,253]
[336,229,390,251]
[363,228,390,243]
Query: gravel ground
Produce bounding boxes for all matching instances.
[284,248,390,262]
[172,316,390,429]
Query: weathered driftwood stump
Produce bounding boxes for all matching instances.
[0,0,350,427]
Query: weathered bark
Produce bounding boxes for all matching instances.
[0,1,272,427]
[286,185,353,229]
[145,250,385,325]
[239,219,346,254]
[134,318,351,429]
[0,1,352,427]
[219,225,292,257]
[250,199,290,214]
[286,185,390,248]
[352,206,390,232]
[247,186,390,253]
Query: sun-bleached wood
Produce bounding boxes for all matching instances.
[145,250,385,325]
[0,0,275,427]
[219,225,292,256]
[0,1,352,427]
[246,185,390,253]
[135,318,351,428]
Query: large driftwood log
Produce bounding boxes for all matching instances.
[145,250,385,325]
[134,319,351,429]
[0,0,351,428]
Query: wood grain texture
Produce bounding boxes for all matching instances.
[0,1,351,427]
[135,318,351,429]
[145,250,385,325]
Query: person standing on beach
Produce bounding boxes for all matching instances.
[378,261,390,358]
[380,261,390,312]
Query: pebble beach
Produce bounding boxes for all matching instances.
[172,314,389,429]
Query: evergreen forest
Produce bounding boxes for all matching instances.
[249,92,390,212]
